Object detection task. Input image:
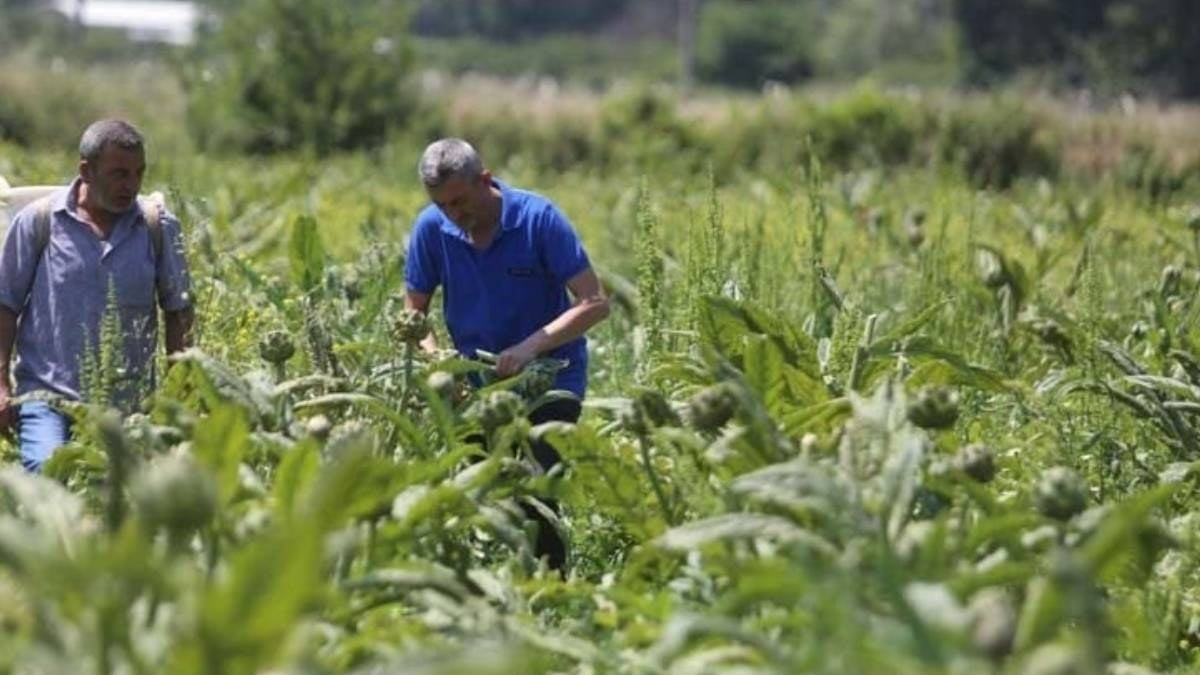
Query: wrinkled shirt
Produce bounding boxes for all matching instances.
[0,178,192,404]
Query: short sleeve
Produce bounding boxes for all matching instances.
[405,214,441,294]
[0,207,43,314]
[540,205,591,284]
[155,211,193,312]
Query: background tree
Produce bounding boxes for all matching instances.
[695,0,817,89]
[183,0,423,155]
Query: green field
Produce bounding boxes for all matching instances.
[1,84,1200,673]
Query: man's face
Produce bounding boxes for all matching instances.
[428,172,491,233]
[81,145,145,214]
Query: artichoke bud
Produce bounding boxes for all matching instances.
[978,255,1009,288]
[686,383,738,433]
[133,455,218,535]
[955,442,997,483]
[327,419,373,456]
[517,359,560,399]
[634,386,680,428]
[342,269,362,302]
[1130,320,1149,340]
[426,371,458,401]
[1032,319,1070,350]
[906,386,960,429]
[618,405,650,437]
[390,308,430,346]
[258,329,296,365]
[1160,265,1182,300]
[1035,466,1088,521]
[904,208,926,248]
[472,390,524,432]
[305,414,332,441]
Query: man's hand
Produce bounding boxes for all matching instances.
[0,385,15,438]
[495,341,540,377]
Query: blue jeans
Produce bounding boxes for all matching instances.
[18,401,72,472]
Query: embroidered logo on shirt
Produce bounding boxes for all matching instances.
[507,266,539,278]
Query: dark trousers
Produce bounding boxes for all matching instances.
[526,397,581,471]
[472,397,581,571]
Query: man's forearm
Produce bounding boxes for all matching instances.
[520,297,610,355]
[0,306,16,387]
[164,306,195,355]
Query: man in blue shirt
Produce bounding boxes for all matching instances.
[0,120,194,471]
[405,138,609,569]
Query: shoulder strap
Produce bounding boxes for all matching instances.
[138,192,165,261]
[33,195,54,258]
[28,192,164,261]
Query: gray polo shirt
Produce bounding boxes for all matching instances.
[0,178,192,403]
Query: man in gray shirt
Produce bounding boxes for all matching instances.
[0,119,195,471]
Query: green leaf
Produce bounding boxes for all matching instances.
[904,347,1014,393]
[289,213,326,292]
[742,334,788,416]
[778,397,852,437]
[871,298,950,350]
[1013,576,1065,651]
[294,392,427,454]
[654,513,838,557]
[191,405,251,506]
[948,561,1037,599]
[185,525,323,672]
[272,438,320,520]
[1080,484,1176,583]
[881,428,924,541]
[698,295,821,378]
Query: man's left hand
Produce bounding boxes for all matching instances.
[495,342,539,377]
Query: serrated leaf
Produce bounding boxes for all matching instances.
[904,351,1013,393]
[698,295,821,378]
[742,334,788,416]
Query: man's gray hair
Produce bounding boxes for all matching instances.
[79,119,144,162]
[418,138,484,188]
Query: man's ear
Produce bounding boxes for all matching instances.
[79,159,93,183]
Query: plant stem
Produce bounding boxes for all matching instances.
[638,436,676,525]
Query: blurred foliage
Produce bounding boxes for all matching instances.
[414,35,676,85]
[411,0,628,40]
[695,0,818,89]
[933,97,1060,189]
[0,53,190,159]
[954,0,1200,98]
[181,0,427,155]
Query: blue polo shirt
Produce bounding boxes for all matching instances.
[405,179,592,397]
